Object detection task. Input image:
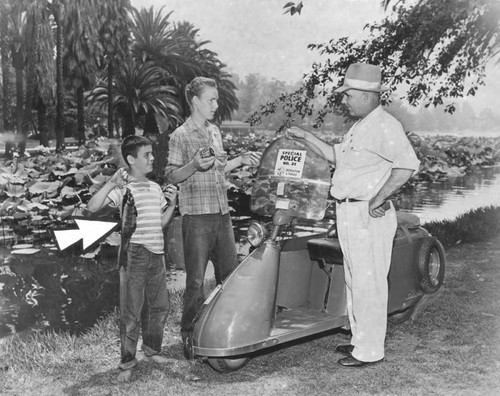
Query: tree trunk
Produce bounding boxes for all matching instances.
[76,85,85,146]
[153,130,170,183]
[144,111,159,135]
[122,112,135,138]
[107,60,114,138]
[1,12,14,157]
[53,4,65,152]
[116,115,122,138]
[37,99,49,147]
[12,50,25,155]
[1,12,12,132]
[23,8,40,153]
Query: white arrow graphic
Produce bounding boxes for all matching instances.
[53,218,118,250]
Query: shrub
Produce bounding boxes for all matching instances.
[423,205,500,248]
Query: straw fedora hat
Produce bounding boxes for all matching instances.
[334,63,389,93]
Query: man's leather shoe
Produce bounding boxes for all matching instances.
[336,344,354,356]
[338,355,383,368]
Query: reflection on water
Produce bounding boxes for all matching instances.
[394,166,500,224]
[0,246,119,339]
[1,166,500,339]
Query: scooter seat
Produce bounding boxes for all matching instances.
[307,238,344,265]
[396,211,420,229]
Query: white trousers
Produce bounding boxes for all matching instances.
[336,201,397,362]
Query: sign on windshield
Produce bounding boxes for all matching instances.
[251,136,331,220]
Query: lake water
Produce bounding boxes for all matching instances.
[397,165,500,224]
[1,165,500,340]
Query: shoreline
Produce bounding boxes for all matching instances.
[1,205,500,342]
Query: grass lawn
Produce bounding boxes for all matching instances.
[1,233,499,395]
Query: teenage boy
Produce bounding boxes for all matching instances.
[87,135,177,381]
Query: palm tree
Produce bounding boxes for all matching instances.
[131,6,201,127]
[131,7,195,72]
[1,0,56,151]
[87,59,182,137]
[5,2,27,153]
[22,2,41,147]
[131,8,238,128]
[0,2,13,135]
[63,0,103,146]
[21,0,56,149]
[170,21,239,123]
[32,2,56,147]
[213,69,239,123]
[47,0,65,151]
[96,0,132,138]
[14,1,53,153]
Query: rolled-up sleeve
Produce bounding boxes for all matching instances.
[378,122,420,173]
[106,186,122,208]
[165,131,184,177]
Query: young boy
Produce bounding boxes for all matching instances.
[87,135,177,381]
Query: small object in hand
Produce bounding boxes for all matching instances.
[200,147,215,158]
[162,184,176,204]
[120,168,129,183]
[162,183,175,193]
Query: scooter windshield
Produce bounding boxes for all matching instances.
[251,136,331,220]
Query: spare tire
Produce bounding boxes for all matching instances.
[418,238,445,294]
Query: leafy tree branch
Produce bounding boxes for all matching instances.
[255,0,500,130]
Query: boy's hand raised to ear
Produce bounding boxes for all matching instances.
[109,168,129,188]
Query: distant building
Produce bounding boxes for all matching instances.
[220,121,255,137]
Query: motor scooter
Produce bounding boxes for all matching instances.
[187,136,445,373]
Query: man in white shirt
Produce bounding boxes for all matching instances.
[287,63,420,367]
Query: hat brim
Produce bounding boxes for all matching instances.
[334,84,389,93]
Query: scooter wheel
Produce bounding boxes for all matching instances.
[418,238,445,294]
[207,357,250,373]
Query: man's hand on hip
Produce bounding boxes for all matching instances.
[369,200,391,218]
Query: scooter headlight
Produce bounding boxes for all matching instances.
[247,222,266,247]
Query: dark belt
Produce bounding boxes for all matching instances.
[335,198,363,204]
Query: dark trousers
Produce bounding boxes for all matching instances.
[180,213,238,334]
[119,244,169,369]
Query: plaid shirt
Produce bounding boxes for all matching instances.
[166,117,230,215]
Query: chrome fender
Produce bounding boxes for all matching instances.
[193,241,280,353]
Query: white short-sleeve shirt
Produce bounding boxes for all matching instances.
[331,105,420,201]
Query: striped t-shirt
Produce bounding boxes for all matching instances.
[107,178,168,254]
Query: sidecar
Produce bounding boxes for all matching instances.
[188,136,445,372]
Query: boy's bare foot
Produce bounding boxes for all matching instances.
[117,368,133,382]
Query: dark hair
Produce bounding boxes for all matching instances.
[121,135,152,167]
[185,77,217,108]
